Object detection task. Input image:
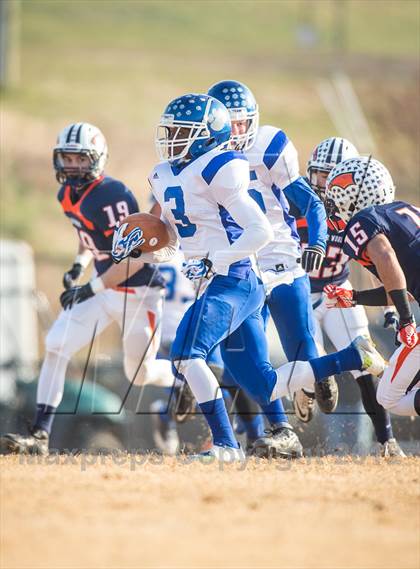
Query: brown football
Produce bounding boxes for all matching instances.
[120,213,170,253]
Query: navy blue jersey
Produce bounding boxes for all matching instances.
[58,176,164,289]
[342,201,420,303]
[290,203,350,292]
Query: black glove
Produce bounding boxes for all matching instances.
[383,310,399,331]
[63,263,83,290]
[301,245,325,272]
[60,283,95,310]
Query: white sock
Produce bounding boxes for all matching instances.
[174,358,222,404]
[271,361,315,402]
[37,351,69,408]
[386,389,418,417]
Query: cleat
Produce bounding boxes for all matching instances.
[293,389,316,422]
[190,444,246,463]
[250,426,303,459]
[314,376,339,414]
[378,438,406,458]
[352,335,386,376]
[0,428,49,456]
[174,382,196,423]
[150,400,180,456]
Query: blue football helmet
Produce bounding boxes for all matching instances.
[207,80,259,151]
[155,94,231,165]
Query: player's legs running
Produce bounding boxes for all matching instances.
[267,275,338,418]
[1,295,113,454]
[320,286,404,456]
[171,271,267,460]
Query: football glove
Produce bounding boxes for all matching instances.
[182,258,215,282]
[111,223,145,264]
[301,245,325,273]
[383,310,399,331]
[60,283,95,310]
[397,318,418,349]
[63,263,84,290]
[324,284,356,309]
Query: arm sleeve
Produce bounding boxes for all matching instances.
[283,177,328,249]
[211,159,274,272]
[140,216,179,264]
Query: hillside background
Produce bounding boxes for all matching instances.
[1,0,419,316]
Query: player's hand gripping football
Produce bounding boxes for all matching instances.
[301,245,325,272]
[63,263,84,290]
[111,223,145,264]
[397,318,418,349]
[324,284,356,308]
[60,283,95,310]
[182,258,215,282]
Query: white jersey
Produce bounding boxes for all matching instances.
[159,250,195,345]
[149,147,262,279]
[245,125,303,277]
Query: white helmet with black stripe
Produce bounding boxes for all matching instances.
[325,156,395,224]
[53,122,108,188]
[307,137,359,199]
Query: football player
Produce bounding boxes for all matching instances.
[0,122,174,455]
[323,156,419,417]
[291,138,404,456]
[207,80,336,456]
[113,94,386,461]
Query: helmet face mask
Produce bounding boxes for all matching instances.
[307,137,359,200]
[207,80,259,151]
[53,123,108,190]
[307,168,330,200]
[325,156,396,225]
[155,94,231,165]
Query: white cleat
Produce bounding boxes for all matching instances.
[378,438,406,458]
[293,389,316,423]
[190,444,246,463]
[352,335,386,376]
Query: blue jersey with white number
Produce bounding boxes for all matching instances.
[342,201,420,303]
[290,201,350,292]
[149,148,258,279]
[58,176,165,288]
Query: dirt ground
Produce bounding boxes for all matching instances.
[1,454,419,569]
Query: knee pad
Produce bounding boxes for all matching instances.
[45,327,73,359]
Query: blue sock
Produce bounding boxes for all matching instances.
[261,399,290,428]
[199,398,239,448]
[34,404,56,434]
[240,414,265,441]
[310,345,363,383]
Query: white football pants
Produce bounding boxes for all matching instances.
[311,280,370,379]
[37,286,174,408]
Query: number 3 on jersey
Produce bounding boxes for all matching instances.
[164,186,197,237]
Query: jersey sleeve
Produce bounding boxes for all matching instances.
[266,137,300,189]
[283,177,328,250]
[202,151,251,207]
[343,211,385,262]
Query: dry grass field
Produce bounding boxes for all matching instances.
[1,454,419,569]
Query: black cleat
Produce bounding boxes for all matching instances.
[174,383,196,423]
[250,426,303,459]
[293,389,316,423]
[0,428,49,456]
[314,376,339,414]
